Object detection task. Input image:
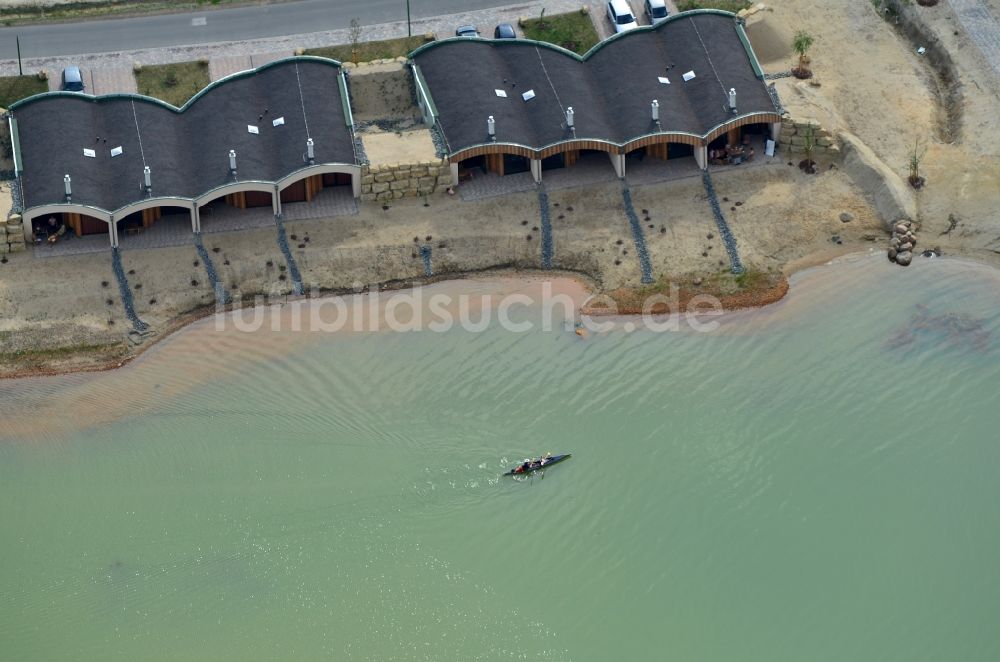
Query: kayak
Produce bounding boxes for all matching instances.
[503,454,571,476]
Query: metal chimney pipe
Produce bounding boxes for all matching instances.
[306,138,315,161]
[651,99,659,122]
[143,166,151,190]
[566,106,574,129]
[487,115,495,139]
[63,174,72,198]
[728,88,737,112]
[229,149,237,173]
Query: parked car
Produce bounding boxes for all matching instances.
[606,0,638,34]
[494,23,517,39]
[644,0,670,25]
[455,25,480,38]
[61,66,84,92]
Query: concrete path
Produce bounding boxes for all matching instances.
[91,66,138,95]
[948,0,1000,80]
[208,55,254,82]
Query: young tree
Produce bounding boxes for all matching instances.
[349,19,363,64]
[802,124,817,173]
[792,31,814,79]
[908,138,927,188]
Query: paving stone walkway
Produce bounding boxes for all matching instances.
[458,170,537,201]
[283,186,358,220]
[543,153,619,191]
[626,154,702,186]
[948,0,1000,80]
[91,66,138,95]
[32,233,109,258]
[32,187,356,258]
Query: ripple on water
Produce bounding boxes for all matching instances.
[2,258,1000,661]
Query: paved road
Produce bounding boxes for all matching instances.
[0,0,519,60]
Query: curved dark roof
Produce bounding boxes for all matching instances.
[11,58,356,214]
[412,11,776,155]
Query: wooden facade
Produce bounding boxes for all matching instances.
[449,114,782,164]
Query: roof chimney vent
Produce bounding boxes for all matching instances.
[566,106,575,130]
[306,138,315,163]
[651,99,660,124]
[487,115,496,141]
[729,88,737,114]
[143,166,152,193]
[64,174,72,201]
[229,149,237,176]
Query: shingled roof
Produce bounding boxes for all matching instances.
[411,11,776,157]
[9,57,356,214]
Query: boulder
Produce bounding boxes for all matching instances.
[890,237,901,249]
[900,242,913,252]
[896,251,912,266]
[888,248,897,261]
[895,222,909,234]
[840,212,854,223]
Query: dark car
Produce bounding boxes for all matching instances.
[455,25,479,38]
[494,23,517,39]
[61,66,84,92]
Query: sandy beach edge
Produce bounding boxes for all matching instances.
[0,243,987,381]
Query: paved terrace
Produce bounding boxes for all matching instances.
[458,134,775,201]
[32,187,357,258]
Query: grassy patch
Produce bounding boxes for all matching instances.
[601,267,785,314]
[521,11,600,55]
[0,341,126,371]
[0,74,49,108]
[304,36,430,64]
[135,61,210,107]
[676,0,752,11]
[0,1,248,26]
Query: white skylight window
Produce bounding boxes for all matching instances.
[272,116,285,127]
[495,89,507,98]
[658,77,670,85]
[522,89,536,102]
[110,146,123,157]
[682,71,696,82]
[83,148,96,158]
[248,125,259,134]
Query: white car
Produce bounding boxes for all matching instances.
[607,0,638,34]
[644,0,670,25]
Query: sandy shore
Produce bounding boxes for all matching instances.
[3,0,1000,379]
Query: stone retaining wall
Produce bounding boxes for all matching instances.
[1,214,26,254]
[778,118,840,157]
[359,160,452,202]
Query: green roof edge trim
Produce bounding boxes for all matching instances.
[407,9,739,61]
[8,116,22,173]
[410,63,438,118]
[338,69,354,127]
[735,23,764,79]
[7,55,346,113]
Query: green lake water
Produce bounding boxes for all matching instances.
[2,254,999,661]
